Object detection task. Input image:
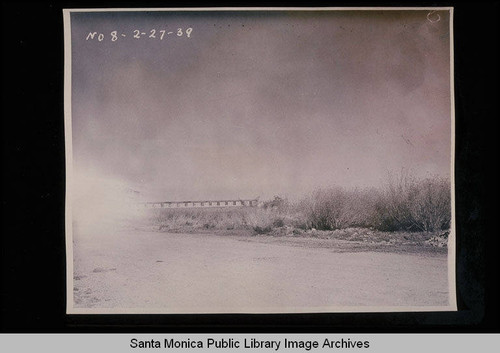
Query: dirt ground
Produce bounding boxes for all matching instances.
[72,224,451,313]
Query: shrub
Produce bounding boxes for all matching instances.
[299,187,371,230]
[409,177,451,232]
[373,171,451,232]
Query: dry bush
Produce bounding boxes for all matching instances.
[373,171,451,232]
[298,187,374,230]
[295,172,450,232]
[371,171,417,231]
[409,177,451,232]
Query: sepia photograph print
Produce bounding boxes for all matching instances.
[64,7,456,314]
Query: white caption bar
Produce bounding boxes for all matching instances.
[1,334,499,353]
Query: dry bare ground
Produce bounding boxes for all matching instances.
[72,223,450,312]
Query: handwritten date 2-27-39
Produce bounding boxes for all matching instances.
[86,28,193,42]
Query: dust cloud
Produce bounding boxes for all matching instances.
[71,168,147,238]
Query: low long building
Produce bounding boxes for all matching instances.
[140,199,259,209]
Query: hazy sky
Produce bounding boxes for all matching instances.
[70,10,451,201]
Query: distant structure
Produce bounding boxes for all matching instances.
[139,199,259,209]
